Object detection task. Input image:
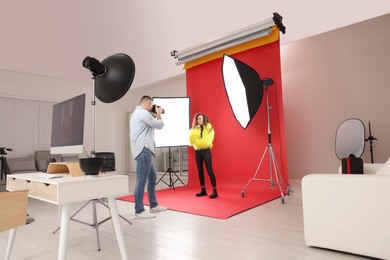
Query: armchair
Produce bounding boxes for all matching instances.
[302,162,390,259]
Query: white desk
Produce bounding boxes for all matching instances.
[7,173,129,260]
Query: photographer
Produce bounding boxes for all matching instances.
[130,95,167,219]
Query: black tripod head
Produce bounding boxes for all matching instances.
[0,147,12,156]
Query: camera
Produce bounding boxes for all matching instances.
[151,104,165,114]
[0,147,12,156]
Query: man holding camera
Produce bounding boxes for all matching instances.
[130,95,167,219]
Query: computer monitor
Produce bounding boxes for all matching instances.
[50,94,86,155]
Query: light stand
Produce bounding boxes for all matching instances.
[52,55,136,251]
[365,121,377,163]
[241,80,292,203]
[52,73,133,251]
[90,74,98,158]
[156,147,185,189]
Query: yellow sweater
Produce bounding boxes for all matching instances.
[189,123,214,150]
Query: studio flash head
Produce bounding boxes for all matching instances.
[82,56,106,76]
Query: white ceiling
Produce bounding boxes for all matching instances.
[1,1,389,88]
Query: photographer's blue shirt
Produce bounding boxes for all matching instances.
[130,105,164,159]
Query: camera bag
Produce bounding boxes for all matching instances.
[341,154,364,174]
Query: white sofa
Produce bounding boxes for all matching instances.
[302,162,390,259]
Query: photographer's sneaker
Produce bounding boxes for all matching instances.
[150,205,167,213]
[135,211,156,219]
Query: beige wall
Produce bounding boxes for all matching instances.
[1,14,389,179]
[281,14,390,179]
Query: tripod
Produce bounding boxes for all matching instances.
[365,121,377,163]
[0,147,12,181]
[241,86,292,203]
[156,147,185,189]
[0,156,8,181]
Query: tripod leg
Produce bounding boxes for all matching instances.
[167,168,176,189]
[168,168,174,187]
[269,146,293,195]
[269,146,292,204]
[172,170,185,186]
[156,170,170,186]
[241,145,269,197]
[1,159,3,180]
[1,157,5,181]
[169,168,187,188]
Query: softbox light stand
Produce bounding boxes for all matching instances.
[156,147,185,189]
[52,73,133,251]
[241,85,292,204]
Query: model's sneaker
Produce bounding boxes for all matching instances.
[135,211,156,219]
[149,205,167,213]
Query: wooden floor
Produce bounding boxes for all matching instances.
[0,175,375,260]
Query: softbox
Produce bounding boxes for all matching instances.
[221,54,263,129]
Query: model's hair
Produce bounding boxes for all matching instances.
[140,95,152,104]
[192,113,212,130]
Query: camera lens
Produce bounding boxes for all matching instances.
[152,105,165,114]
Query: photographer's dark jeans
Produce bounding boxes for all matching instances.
[195,148,217,188]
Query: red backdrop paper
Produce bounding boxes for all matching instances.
[186,39,288,194]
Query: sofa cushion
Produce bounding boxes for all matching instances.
[7,157,37,173]
[375,158,390,175]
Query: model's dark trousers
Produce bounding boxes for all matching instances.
[195,148,217,188]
